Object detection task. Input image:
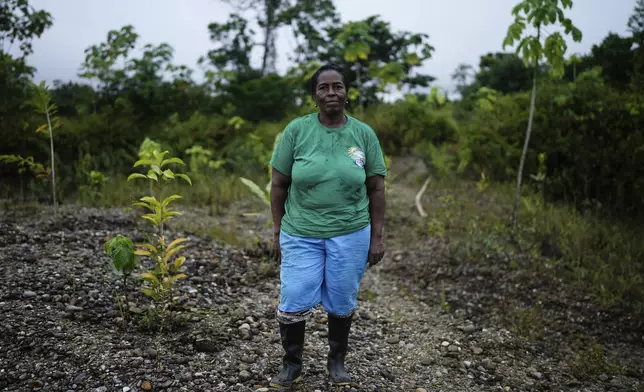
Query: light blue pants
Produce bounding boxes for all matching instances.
[277,224,371,324]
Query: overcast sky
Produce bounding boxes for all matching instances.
[16,0,637,94]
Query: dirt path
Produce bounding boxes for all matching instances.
[0,157,642,392]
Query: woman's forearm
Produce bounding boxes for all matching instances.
[367,176,386,240]
[271,184,289,235]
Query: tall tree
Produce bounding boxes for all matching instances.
[79,25,139,98]
[502,0,582,228]
[0,0,52,57]
[628,0,644,45]
[321,15,435,107]
[451,63,474,96]
[1,0,53,161]
[476,52,533,94]
[336,21,374,115]
[628,0,644,87]
[213,0,339,74]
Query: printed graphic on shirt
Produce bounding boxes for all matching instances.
[347,147,365,168]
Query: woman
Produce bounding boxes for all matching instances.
[268,63,387,389]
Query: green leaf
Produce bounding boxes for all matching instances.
[140,196,160,206]
[133,159,155,168]
[141,214,159,225]
[127,173,148,182]
[151,165,162,175]
[162,169,175,179]
[104,235,138,274]
[175,173,192,185]
[161,195,182,208]
[160,157,185,167]
[146,169,158,181]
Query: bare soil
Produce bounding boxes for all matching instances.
[1,157,642,392]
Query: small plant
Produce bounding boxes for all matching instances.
[78,170,108,206]
[0,154,50,202]
[25,81,62,214]
[439,282,451,313]
[104,147,192,330]
[569,342,623,380]
[104,234,138,320]
[126,148,192,325]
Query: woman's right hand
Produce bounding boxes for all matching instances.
[271,232,281,264]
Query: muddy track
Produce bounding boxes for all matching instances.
[0,160,642,392]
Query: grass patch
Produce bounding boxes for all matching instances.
[502,304,546,341]
[568,341,623,380]
[73,171,259,210]
[419,175,644,316]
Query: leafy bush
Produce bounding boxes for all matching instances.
[462,70,644,219]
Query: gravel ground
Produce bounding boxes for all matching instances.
[1,160,643,392]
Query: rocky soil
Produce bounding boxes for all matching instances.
[1,159,643,392]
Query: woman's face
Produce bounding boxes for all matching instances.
[314,70,347,116]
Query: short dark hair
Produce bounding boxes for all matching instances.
[310,63,346,95]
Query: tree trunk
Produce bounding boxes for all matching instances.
[261,0,277,74]
[46,110,57,215]
[512,64,538,228]
[356,65,363,117]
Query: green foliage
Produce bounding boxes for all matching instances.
[0,154,48,178]
[104,234,138,276]
[25,81,61,214]
[503,0,582,78]
[464,73,644,218]
[104,148,192,326]
[569,343,623,380]
[0,0,53,58]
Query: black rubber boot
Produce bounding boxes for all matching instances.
[327,313,354,386]
[269,320,305,390]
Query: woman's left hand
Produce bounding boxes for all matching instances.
[368,237,385,267]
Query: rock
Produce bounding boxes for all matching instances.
[239,370,251,381]
[122,388,131,392]
[472,347,483,355]
[239,323,251,330]
[462,325,477,333]
[145,348,157,359]
[386,337,400,344]
[23,290,37,298]
[141,380,152,391]
[65,305,83,312]
[448,345,459,352]
[52,371,65,379]
[194,339,218,353]
[416,389,428,392]
[380,369,395,381]
[420,358,434,366]
[463,361,472,368]
[441,341,450,347]
[599,374,608,382]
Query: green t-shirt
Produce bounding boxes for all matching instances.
[270,113,387,239]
